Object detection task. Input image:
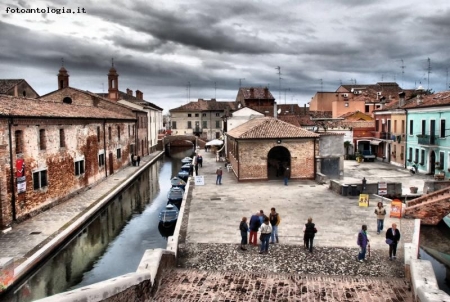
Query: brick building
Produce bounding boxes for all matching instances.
[226,117,319,181]
[41,66,150,157]
[0,79,39,98]
[235,87,276,117]
[97,67,164,153]
[0,94,137,229]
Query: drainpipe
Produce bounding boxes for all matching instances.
[8,118,16,221]
[404,110,408,169]
[103,119,107,177]
[313,138,317,179]
[237,140,240,180]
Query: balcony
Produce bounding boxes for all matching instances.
[193,127,203,135]
[417,134,437,146]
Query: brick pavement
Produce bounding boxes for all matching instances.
[0,151,163,269]
[152,269,412,301]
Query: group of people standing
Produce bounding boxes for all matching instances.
[357,202,401,262]
[239,208,281,254]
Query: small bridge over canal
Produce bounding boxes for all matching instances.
[404,184,450,225]
[163,135,198,147]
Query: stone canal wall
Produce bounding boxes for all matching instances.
[405,219,450,301]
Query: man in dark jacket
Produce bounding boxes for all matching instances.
[249,212,261,246]
[385,223,401,260]
[303,217,316,253]
[283,167,290,186]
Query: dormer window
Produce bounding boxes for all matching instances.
[63,97,72,104]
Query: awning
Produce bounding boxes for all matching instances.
[370,140,382,145]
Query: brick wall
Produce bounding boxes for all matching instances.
[0,117,134,228]
[238,139,315,180]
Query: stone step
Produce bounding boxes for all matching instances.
[152,268,412,301]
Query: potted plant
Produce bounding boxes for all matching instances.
[410,186,418,194]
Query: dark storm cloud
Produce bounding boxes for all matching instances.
[86,2,295,55]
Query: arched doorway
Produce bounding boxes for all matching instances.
[267,146,291,180]
[429,150,436,175]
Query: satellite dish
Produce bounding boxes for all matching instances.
[277,108,281,114]
[313,126,318,132]
[238,103,241,108]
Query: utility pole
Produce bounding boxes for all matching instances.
[427,57,432,91]
[239,78,245,88]
[320,79,323,92]
[214,81,217,99]
[275,66,281,102]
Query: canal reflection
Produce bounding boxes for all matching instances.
[420,221,450,294]
[3,147,194,302]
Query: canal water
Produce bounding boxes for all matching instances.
[420,220,450,294]
[3,147,194,302]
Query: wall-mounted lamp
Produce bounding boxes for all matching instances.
[277,139,282,144]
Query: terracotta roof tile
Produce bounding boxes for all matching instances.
[278,115,315,127]
[97,91,164,111]
[402,91,450,109]
[0,95,135,120]
[239,87,275,100]
[338,111,373,121]
[318,132,345,136]
[227,117,319,139]
[170,99,237,112]
[0,79,24,94]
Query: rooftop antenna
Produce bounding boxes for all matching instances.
[101,83,104,93]
[447,68,449,91]
[349,78,356,85]
[239,78,245,87]
[61,57,64,67]
[284,88,290,105]
[320,78,323,92]
[427,57,432,90]
[111,57,114,67]
[186,81,191,103]
[400,58,405,88]
[275,66,282,102]
[214,81,217,99]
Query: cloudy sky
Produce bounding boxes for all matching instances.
[1,0,449,112]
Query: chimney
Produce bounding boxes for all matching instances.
[264,87,269,98]
[416,86,424,105]
[250,87,255,99]
[136,90,143,100]
[126,88,133,96]
[398,91,405,107]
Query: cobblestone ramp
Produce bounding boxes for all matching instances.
[151,269,413,302]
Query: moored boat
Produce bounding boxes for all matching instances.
[171,176,186,190]
[168,186,184,203]
[180,164,191,172]
[178,170,189,181]
[181,157,192,164]
[158,204,179,227]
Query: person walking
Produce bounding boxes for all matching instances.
[259,216,272,254]
[386,223,401,260]
[131,153,135,166]
[259,210,266,225]
[269,207,281,244]
[239,217,249,251]
[137,155,141,166]
[374,202,386,234]
[197,154,203,167]
[194,161,199,176]
[216,167,223,185]
[357,224,369,262]
[303,217,316,253]
[249,212,261,246]
[283,167,290,186]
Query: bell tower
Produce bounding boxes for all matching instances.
[108,58,119,101]
[57,58,69,89]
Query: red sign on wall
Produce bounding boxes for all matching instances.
[16,159,26,193]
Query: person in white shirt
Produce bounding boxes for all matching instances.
[259,217,272,254]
